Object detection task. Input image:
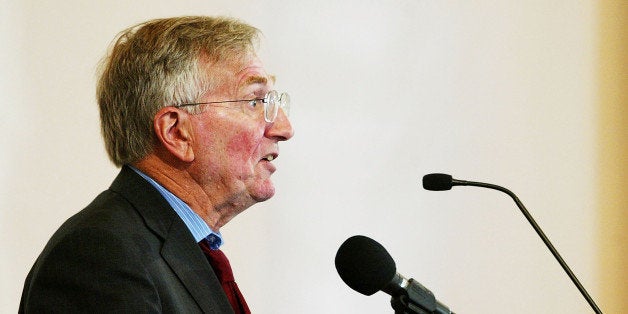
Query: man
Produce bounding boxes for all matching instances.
[20,16,294,313]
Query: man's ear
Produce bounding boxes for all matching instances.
[153,107,195,162]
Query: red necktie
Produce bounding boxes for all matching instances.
[199,240,251,314]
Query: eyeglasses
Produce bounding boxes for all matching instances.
[174,90,290,123]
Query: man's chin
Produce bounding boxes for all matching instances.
[249,183,276,202]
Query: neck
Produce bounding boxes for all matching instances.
[133,154,251,231]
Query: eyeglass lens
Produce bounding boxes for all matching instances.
[264,91,290,123]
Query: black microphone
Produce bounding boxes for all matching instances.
[422,173,602,314]
[335,235,454,314]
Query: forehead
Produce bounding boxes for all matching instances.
[233,58,275,90]
[207,55,275,97]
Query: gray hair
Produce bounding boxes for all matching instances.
[96,16,260,167]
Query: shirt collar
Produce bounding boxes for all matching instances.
[129,166,223,249]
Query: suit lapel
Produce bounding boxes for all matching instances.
[110,166,233,314]
[161,223,234,313]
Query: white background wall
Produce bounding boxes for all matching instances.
[1,1,602,313]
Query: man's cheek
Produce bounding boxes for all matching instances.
[226,130,259,159]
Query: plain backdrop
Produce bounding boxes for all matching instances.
[1,1,612,313]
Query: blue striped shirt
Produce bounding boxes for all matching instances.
[130,166,223,249]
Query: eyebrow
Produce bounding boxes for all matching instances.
[242,74,276,86]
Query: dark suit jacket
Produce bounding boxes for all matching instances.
[20,166,235,313]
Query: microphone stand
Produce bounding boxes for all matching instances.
[452,178,602,314]
[391,294,430,314]
[386,276,455,314]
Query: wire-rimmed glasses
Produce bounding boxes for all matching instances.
[174,90,290,123]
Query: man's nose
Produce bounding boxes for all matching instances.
[266,109,294,141]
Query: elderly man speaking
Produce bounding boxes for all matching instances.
[20,16,294,313]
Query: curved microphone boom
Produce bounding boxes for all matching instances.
[335,235,454,314]
[422,173,602,314]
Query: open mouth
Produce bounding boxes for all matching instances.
[261,154,277,161]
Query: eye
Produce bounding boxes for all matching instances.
[244,99,260,113]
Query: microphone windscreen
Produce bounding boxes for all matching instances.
[423,173,453,191]
[335,235,396,296]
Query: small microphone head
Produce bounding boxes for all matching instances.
[335,235,397,296]
[423,173,454,191]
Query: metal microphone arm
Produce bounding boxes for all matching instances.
[452,179,602,314]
